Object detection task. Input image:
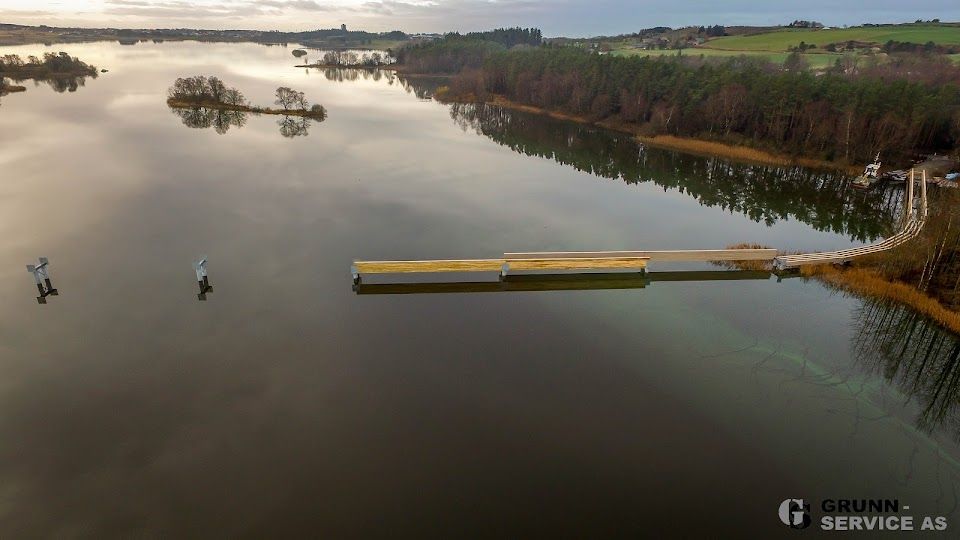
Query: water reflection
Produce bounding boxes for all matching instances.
[354,270,771,295]
[43,75,93,93]
[278,115,310,138]
[440,101,897,242]
[853,299,960,437]
[169,105,323,137]
[317,67,394,84]
[171,106,248,134]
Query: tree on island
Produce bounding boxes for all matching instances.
[167,75,246,106]
[292,49,307,58]
[310,103,327,120]
[275,86,307,110]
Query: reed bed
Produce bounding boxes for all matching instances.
[802,264,960,335]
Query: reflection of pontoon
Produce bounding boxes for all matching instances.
[852,153,882,189]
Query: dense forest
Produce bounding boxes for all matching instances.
[395,27,542,74]
[399,31,960,164]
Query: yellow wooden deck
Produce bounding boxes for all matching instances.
[506,257,649,271]
[351,256,650,281]
[353,259,504,274]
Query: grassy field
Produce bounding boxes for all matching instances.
[610,47,840,69]
[703,24,960,52]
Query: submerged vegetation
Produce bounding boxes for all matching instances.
[0,52,98,95]
[167,75,326,136]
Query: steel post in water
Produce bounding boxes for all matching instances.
[194,257,212,300]
[26,257,58,303]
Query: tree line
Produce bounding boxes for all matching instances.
[1,52,98,93]
[404,35,960,163]
[317,50,387,67]
[168,75,246,106]
[394,27,542,74]
[0,52,97,77]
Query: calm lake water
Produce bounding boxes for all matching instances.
[2,41,959,536]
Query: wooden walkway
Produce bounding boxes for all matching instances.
[774,169,928,269]
[351,169,929,282]
[351,249,777,282]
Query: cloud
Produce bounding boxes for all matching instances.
[3,0,960,35]
[252,0,340,11]
[100,0,340,19]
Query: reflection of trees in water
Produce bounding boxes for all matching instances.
[320,68,393,85]
[278,115,310,138]
[315,70,440,100]
[170,106,324,137]
[447,102,896,242]
[171,106,248,134]
[853,299,960,438]
[397,75,444,100]
[45,75,90,93]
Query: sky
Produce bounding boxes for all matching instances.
[2,0,959,37]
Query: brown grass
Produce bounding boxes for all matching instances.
[441,93,859,174]
[712,243,780,271]
[802,264,960,335]
[633,135,860,174]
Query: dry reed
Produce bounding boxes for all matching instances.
[802,264,960,335]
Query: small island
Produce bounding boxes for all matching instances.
[166,75,327,119]
[0,52,98,95]
[295,50,392,69]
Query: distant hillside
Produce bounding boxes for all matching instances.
[704,24,960,52]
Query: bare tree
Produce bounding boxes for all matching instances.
[207,76,227,103]
[275,86,306,110]
[224,87,246,107]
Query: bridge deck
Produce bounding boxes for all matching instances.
[504,249,778,262]
[775,170,927,269]
[353,170,927,281]
[352,256,651,281]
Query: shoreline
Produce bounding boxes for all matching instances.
[166,98,327,118]
[475,94,861,174]
[296,64,456,78]
[721,251,960,336]
[801,263,960,335]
